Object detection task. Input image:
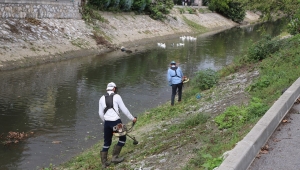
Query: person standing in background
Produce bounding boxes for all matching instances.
[167,61,184,106]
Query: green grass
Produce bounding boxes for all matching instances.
[182,15,207,33]
[45,34,300,170]
[198,8,212,14]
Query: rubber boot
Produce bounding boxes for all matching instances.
[111,145,124,164]
[100,151,110,169]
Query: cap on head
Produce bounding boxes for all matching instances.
[170,61,176,65]
[106,82,116,90]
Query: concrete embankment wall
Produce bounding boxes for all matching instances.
[0,0,81,19]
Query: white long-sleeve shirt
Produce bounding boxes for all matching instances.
[99,91,134,122]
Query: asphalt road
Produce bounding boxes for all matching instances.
[249,103,300,170]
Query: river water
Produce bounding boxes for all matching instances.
[0,19,287,169]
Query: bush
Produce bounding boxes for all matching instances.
[225,2,246,23]
[108,0,120,10]
[201,153,223,170]
[247,97,269,119]
[146,0,174,20]
[119,0,133,11]
[208,0,245,23]
[81,5,107,23]
[192,69,219,91]
[89,0,111,9]
[247,35,283,62]
[214,97,268,129]
[214,105,248,129]
[132,0,148,12]
[287,9,300,35]
[287,19,300,35]
[247,76,271,92]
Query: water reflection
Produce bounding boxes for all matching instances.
[0,19,287,169]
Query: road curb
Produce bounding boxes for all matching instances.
[218,77,300,170]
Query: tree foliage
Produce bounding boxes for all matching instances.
[208,0,246,23]
[147,0,174,20]
[238,0,300,20]
[287,2,300,35]
[238,0,300,34]
[110,0,120,8]
[119,0,133,11]
[87,0,173,20]
[89,0,111,9]
[132,0,148,12]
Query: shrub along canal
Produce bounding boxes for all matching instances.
[0,19,287,169]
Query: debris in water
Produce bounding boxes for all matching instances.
[1,131,34,145]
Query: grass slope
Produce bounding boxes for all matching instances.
[44,34,300,170]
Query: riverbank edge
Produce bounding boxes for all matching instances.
[0,9,262,71]
[0,28,234,71]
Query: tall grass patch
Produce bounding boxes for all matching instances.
[247,35,287,62]
[247,34,300,104]
[182,16,207,33]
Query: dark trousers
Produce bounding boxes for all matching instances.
[102,119,126,152]
[171,83,183,106]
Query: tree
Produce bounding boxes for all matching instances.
[208,0,246,23]
[287,6,300,35]
[238,0,300,20]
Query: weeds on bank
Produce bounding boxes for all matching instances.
[246,34,300,104]
[182,15,207,33]
[179,8,185,14]
[71,38,90,48]
[92,26,113,44]
[48,34,300,170]
[186,7,197,14]
[81,4,108,24]
[198,8,211,14]
[134,112,210,156]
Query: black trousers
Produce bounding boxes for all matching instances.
[102,119,126,152]
[171,83,183,105]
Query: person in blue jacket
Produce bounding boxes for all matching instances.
[167,61,184,106]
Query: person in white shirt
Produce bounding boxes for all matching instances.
[99,82,137,169]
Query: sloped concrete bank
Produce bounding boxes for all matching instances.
[0,7,260,71]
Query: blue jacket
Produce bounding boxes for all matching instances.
[167,66,184,85]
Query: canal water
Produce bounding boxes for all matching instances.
[0,19,287,169]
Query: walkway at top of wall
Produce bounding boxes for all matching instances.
[1,0,81,5]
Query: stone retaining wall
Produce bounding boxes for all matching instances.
[0,0,81,19]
